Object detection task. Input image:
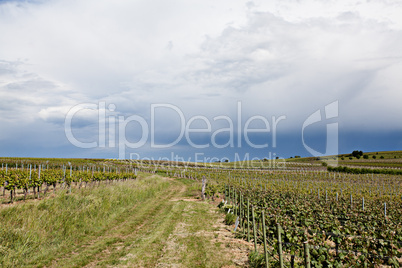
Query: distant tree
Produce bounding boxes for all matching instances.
[276,156,279,160]
[341,157,345,160]
[356,155,361,159]
[352,150,363,158]
[349,157,353,160]
[295,156,300,158]
[363,155,369,159]
[380,156,384,159]
[372,155,376,159]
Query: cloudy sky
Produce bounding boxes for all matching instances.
[0,0,401,161]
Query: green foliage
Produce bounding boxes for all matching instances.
[248,251,266,268]
[185,164,402,267]
[217,200,225,209]
[218,203,233,214]
[3,154,402,267]
[352,150,363,158]
[224,213,236,225]
[0,165,137,204]
[0,175,168,266]
[328,166,402,175]
[205,183,220,199]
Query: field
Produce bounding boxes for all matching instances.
[1,152,402,267]
[0,170,251,267]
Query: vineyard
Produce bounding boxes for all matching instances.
[0,158,249,267]
[149,161,402,267]
[0,159,136,203]
[1,156,402,267]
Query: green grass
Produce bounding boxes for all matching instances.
[0,173,239,267]
[0,173,170,267]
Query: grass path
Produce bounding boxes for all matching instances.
[50,176,250,267]
[0,174,251,267]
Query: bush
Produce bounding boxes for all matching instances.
[380,156,384,159]
[218,203,233,214]
[352,150,363,158]
[372,155,376,159]
[249,251,266,268]
[217,201,225,209]
[224,213,236,225]
[363,155,369,159]
[341,157,344,160]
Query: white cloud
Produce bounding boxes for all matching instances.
[0,59,93,115]
[178,10,402,129]
[0,0,401,157]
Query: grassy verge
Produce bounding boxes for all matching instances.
[0,173,169,267]
[0,174,242,267]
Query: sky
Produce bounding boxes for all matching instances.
[0,0,402,162]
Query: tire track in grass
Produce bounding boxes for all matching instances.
[47,177,182,268]
[154,198,252,268]
[104,179,190,267]
[102,178,252,267]
[47,177,251,267]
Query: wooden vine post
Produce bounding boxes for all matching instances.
[252,206,257,252]
[304,242,311,268]
[201,176,206,201]
[247,199,250,242]
[262,211,269,268]
[239,193,242,230]
[234,190,237,215]
[277,223,284,268]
